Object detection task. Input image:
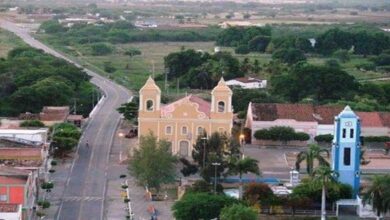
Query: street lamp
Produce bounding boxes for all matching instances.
[212,162,221,194]
[239,134,245,159]
[201,136,208,168]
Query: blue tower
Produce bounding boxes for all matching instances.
[332,106,361,198]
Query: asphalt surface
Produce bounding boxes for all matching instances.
[0,20,132,220]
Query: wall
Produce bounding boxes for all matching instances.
[251,119,318,142]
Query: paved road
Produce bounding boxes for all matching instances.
[0,20,132,220]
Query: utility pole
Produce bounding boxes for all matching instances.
[201,136,208,168]
[212,162,221,194]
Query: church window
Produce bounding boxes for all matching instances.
[181,126,188,135]
[197,127,205,136]
[343,148,351,166]
[218,101,225,113]
[146,100,154,111]
[166,126,172,135]
[342,128,346,138]
[350,129,354,138]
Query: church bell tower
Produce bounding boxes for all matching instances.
[332,106,361,198]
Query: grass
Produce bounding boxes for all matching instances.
[0,28,26,57]
[35,32,387,93]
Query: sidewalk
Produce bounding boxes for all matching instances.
[40,154,75,219]
[105,122,174,220]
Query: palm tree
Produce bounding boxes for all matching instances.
[295,144,329,176]
[363,175,390,220]
[228,157,261,199]
[313,165,338,220]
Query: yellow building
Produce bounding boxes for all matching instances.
[138,77,233,156]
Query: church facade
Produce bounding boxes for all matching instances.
[137,77,233,156]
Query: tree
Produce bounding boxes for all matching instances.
[235,45,250,54]
[292,178,352,205]
[192,132,240,181]
[332,49,350,63]
[272,48,306,65]
[313,165,338,220]
[363,175,390,220]
[271,63,359,103]
[90,43,114,56]
[117,97,139,123]
[220,203,257,220]
[40,20,66,33]
[243,183,274,205]
[51,123,81,156]
[129,133,177,192]
[227,157,260,199]
[295,144,329,176]
[248,35,270,52]
[172,193,237,220]
[20,120,45,128]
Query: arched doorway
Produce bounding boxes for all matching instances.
[179,141,189,157]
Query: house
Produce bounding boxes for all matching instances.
[0,204,22,220]
[225,77,267,89]
[0,129,49,144]
[19,106,70,126]
[245,103,390,144]
[138,77,233,156]
[0,167,37,220]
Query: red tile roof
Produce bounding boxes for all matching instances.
[39,106,69,121]
[251,103,390,127]
[379,112,390,127]
[356,112,384,127]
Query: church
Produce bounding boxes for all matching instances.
[137,77,233,156]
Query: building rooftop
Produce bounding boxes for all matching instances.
[40,106,69,121]
[250,103,390,127]
[161,95,211,117]
[0,204,19,213]
[228,77,263,84]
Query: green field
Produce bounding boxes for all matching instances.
[36,33,388,93]
[0,29,26,57]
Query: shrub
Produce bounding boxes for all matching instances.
[20,120,45,127]
[121,185,128,189]
[220,203,257,220]
[90,43,114,56]
[235,45,250,54]
[51,160,58,166]
[254,126,310,142]
[356,62,376,71]
[315,134,334,143]
[362,136,390,143]
[292,179,352,204]
[172,193,237,220]
[37,200,51,209]
[41,182,54,189]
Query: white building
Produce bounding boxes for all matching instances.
[0,129,49,144]
[226,77,267,89]
[0,204,22,220]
